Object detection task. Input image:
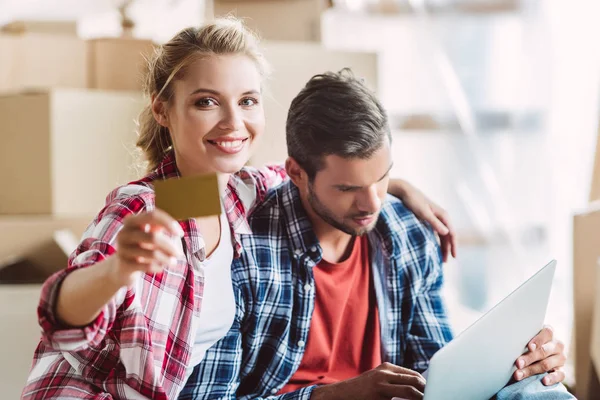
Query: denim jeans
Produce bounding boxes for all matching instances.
[493,374,575,400]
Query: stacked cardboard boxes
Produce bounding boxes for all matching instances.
[0,20,151,399]
[0,20,155,92]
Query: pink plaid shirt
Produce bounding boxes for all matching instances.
[22,152,286,400]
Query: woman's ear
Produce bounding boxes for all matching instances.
[151,95,169,128]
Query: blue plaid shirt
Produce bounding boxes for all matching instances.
[180,181,453,400]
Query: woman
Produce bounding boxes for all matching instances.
[22,18,455,400]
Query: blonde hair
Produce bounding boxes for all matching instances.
[136,17,270,172]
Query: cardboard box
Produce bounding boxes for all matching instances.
[249,41,378,166]
[0,33,87,93]
[0,285,45,399]
[573,205,600,399]
[589,262,600,398]
[0,217,89,281]
[1,20,78,36]
[87,38,156,91]
[213,0,326,42]
[0,89,145,216]
[0,216,90,399]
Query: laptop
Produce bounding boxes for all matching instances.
[423,260,557,400]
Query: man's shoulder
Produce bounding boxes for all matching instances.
[379,194,429,232]
[246,181,293,225]
[378,195,439,252]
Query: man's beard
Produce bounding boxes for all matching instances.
[307,183,378,236]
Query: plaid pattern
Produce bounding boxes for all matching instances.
[22,152,286,400]
[180,181,454,399]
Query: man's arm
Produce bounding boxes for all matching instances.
[403,233,454,372]
[311,363,426,400]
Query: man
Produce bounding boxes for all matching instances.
[180,70,571,399]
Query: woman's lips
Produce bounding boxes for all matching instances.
[207,137,249,154]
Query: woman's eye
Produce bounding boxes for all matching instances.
[240,97,258,107]
[195,98,216,107]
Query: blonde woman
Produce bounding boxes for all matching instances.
[22,18,455,399]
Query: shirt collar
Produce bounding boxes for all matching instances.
[279,183,322,261]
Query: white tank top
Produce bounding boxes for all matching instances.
[185,212,235,379]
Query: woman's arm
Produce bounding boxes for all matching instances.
[55,209,183,327]
[388,178,457,262]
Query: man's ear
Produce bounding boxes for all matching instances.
[285,157,307,188]
[151,95,169,128]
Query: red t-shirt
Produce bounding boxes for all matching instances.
[279,236,382,393]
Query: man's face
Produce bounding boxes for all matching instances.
[306,142,392,236]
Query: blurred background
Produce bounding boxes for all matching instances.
[0,0,599,398]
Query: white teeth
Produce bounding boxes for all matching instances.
[216,140,243,148]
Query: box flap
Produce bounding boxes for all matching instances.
[25,229,79,275]
[0,217,90,279]
[0,229,78,284]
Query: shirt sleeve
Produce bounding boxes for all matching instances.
[403,233,454,373]
[37,192,150,352]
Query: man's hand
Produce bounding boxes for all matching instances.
[311,363,426,400]
[387,179,457,262]
[514,325,566,386]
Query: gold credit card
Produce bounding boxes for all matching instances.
[154,174,222,220]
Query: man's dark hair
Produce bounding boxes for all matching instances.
[286,68,391,181]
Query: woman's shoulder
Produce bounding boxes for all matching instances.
[107,180,155,202]
[231,165,287,212]
[99,179,157,219]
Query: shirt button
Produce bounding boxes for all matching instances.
[304,283,311,292]
[270,388,278,394]
[310,246,317,252]
[298,340,306,348]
